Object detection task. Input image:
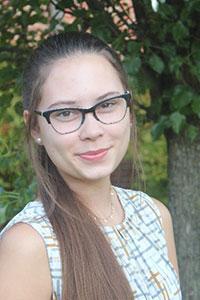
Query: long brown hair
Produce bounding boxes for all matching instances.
[23,32,136,299]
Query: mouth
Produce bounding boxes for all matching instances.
[77,147,111,161]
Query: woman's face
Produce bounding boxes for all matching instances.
[32,53,131,185]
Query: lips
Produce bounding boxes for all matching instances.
[77,147,110,161]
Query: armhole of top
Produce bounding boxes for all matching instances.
[140,192,163,229]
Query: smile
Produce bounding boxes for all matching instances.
[77,148,110,161]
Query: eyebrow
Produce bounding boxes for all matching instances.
[46,91,121,109]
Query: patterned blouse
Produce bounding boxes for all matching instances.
[0,187,182,299]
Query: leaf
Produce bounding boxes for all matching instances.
[149,54,165,74]
[131,57,142,73]
[171,85,193,110]
[164,44,176,57]
[151,115,169,140]
[169,56,183,77]
[172,21,189,43]
[186,125,199,142]
[191,96,200,118]
[127,41,142,54]
[191,42,200,62]
[190,62,200,81]
[169,112,186,134]
[158,3,175,19]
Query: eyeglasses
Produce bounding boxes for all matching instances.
[34,91,131,135]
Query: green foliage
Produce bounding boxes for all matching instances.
[0,1,51,226]
[191,96,200,117]
[0,96,36,226]
[140,123,168,204]
[151,116,169,140]
[186,124,199,141]
[171,85,193,110]
[169,112,186,135]
[149,54,165,74]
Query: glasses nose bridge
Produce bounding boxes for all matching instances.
[81,105,98,123]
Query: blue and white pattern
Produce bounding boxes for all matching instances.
[0,187,182,299]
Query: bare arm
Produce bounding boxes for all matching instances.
[153,199,179,276]
[0,223,52,300]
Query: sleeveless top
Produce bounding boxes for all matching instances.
[0,187,182,299]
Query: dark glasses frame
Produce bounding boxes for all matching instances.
[34,91,131,134]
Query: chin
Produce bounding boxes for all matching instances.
[79,165,119,182]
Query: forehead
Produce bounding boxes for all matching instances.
[40,53,124,108]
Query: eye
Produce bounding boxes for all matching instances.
[51,109,80,122]
[100,101,115,108]
[97,98,120,112]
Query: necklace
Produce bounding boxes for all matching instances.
[92,187,115,224]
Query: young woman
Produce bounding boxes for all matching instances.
[0,32,181,299]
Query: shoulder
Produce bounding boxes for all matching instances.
[0,200,52,243]
[152,199,176,241]
[0,201,46,234]
[0,222,45,254]
[152,198,179,275]
[152,198,172,226]
[0,223,52,299]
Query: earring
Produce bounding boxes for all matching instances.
[36,137,42,144]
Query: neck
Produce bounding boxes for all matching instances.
[60,175,124,226]
[63,176,112,216]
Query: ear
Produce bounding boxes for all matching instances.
[23,110,42,145]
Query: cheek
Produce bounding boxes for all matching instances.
[40,128,73,164]
[116,115,131,139]
[112,117,131,150]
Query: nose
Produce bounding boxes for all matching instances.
[78,112,104,141]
